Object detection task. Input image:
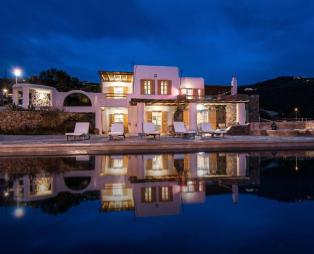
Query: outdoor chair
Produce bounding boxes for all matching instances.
[214,126,232,138]
[65,122,90,141]
[108,123,125,140]
[142,122,161,139]
[199,123,216,137]
[173,121,196,138]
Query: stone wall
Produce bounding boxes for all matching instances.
[228,124,250,135]
[248,95,260,122]
[0,111,95,135]
[249,121,314,135]
[226,104,236,126]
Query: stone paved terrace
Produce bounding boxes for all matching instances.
[0,135,314,156]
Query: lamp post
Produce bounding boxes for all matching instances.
[294,107,298,121]
[2,88,8,97]
[13,68,22,85]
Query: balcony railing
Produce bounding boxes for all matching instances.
[104,93,128,99]
[177,94,205,100]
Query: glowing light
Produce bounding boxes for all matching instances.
[13,68,22,77]
[13,207,25,219]
[38,183,49,193]
[294,107,298,112]
[2,88,8,94]
[3,191,9,197]
[197,104,205,111]
[37,92,46,100]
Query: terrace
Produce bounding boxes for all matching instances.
[0,134,314,156]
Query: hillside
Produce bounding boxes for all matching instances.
[239,76,314,119]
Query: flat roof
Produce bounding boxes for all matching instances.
[99,71,133,82]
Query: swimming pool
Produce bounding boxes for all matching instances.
[1,151,314,254]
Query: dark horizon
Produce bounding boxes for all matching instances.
[1,0,313,85]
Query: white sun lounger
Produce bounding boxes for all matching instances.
[199,123,216,137]
[143,122,160,139]
[214,126,232,138]
[108,123,125,140]
[65,122,90,141]
[173,122,196,138]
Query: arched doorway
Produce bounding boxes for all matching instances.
[63,93,92,107]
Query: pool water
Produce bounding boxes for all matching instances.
[0,151,314,254]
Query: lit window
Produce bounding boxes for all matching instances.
[144,80,152,95]
[160,81,168,95]
[112,184,124,196]
[186,89,193,96]
[114,87,124,95]
[161,186,171,201]
[152,155,163,170]
[143,187,153,203]
[112,159,123,169]
[181,88,193,98]
[114,113,124,123]
[187,181,195,192]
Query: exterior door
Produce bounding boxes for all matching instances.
[152,111,162,131]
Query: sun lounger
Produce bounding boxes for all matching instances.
[65,122,90,141]
[142,122,160,139]
[108,123,125,140]
[173,122,196,138]
[214,126,232,137]
[199,123,216,137]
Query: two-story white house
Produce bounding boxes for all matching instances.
[12,64,252,135]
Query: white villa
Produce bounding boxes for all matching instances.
[12,65,254,135]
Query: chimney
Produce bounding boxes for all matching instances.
[231,75,238,96]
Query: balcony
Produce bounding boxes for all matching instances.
[177,94,205,101]
[104,93,128,99]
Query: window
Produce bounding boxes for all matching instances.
[152,111,162,128]
[114,113,124,123]
[152,155,163,170]
[142,187,155,203]
[17,90,23,106]
[180,88,193,98]
[187,181,196,192]
[112,184,124,196]
[160,81,168,95]
[161,186,170,201]
[114,87,124,95]
[112,158,123,169]
[144,80,152,95]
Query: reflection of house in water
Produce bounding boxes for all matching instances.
[14,175,54,202]
[10,155,97,202]
[99,155,135,211]
[181,180,206,204]
[133,181,181,217]
[101,183,134,211]
[0,153,259,217]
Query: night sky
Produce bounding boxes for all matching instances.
[1,0,313,84]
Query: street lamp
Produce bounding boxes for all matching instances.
[2,88,8,96]
[294,107,298,121]
[13,68,22,85]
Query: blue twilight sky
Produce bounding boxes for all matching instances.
[0,0,314,85]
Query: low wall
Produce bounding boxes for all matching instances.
[250,121,314,135]
[0,111,95,135]
[228,124,250,135]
